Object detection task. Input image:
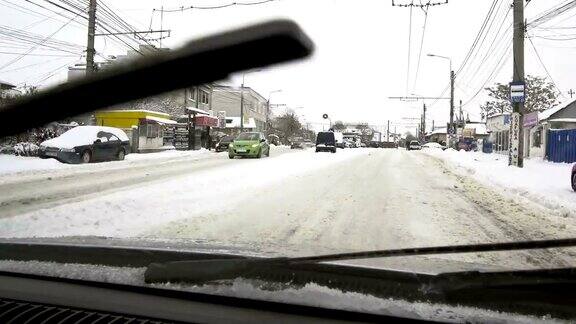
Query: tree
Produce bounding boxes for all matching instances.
[270,111,303,144]
[332,121,346,131]
[480,75,560,119]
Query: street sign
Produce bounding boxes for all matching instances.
[523,111,538,127]
[510,82,525,103]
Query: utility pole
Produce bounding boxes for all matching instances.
[387,120,390,142]
[449,69,455,146]
[423,103,427,139]
[510,0,525,167]
[240,80,244,132]
[86,0,97,75]
[569,89,574,99]
[459,99,463,123]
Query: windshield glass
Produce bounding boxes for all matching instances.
[1,0,575,321]
[236,133,259,141]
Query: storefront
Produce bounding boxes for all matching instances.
[95,110,177,153]
[486,113,511,154]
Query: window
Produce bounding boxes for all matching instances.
[189,87,197,101]
[146,124,159,138]
[532,129,542,148]
[200,90,210,104]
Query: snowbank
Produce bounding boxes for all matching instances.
[0,149,214,177]
[0,155,73,175]
[423,150,576,216]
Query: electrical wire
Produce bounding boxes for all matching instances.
[0,12,80,71]
[527,34,566,98]
[412,4,429,91]
[405,2,413,95]
[154,0,279,13]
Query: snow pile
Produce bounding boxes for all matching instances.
[0,148,213,177]
[0,154,73,175]
[13,142,39,156]
[41,126,128,149]
[423,150,576,216]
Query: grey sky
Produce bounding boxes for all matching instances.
[0,0,574,134]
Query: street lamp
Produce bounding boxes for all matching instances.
[427,53,454,147]
[240,69,262,131]
[266,89,282,133]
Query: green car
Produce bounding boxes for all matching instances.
[229,132,270,159]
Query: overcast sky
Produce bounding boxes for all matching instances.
[1,0,574,134]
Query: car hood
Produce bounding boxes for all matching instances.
[233,140,259,146]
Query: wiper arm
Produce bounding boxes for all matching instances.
[145,237,576,284]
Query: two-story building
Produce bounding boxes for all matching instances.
[211,84,268,132]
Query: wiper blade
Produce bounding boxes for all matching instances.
[0,19,313,137]
[145,237,576,284]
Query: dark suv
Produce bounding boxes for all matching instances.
[315,131,336,153]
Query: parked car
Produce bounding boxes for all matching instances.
[360,142,367,148]
[267,134,280,146]
[291,141,304,149]
[291,140,314,149]
[572,163,576,192]
[39,126,130,164]
[228,132,270,159]
[316,131,336,153]
[422,142,447,150]
[407,140,421,151]
[215,135,234,152]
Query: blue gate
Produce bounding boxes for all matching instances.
[547,129,576,163]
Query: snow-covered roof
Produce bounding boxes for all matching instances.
[538,101,575,121]
[539,106,562,121]
[225,117,256,129]
[186,107,210,115]
[430,127,447,135]
[0,79,16,90]
[464,123,488,135]
[102,109,171,118]
[144,116,177,125]
[548,118,576,123]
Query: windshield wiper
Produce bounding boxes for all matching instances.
[144,237,576,284]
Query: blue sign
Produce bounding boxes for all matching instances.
[510,82,525,103]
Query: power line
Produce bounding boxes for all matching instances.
[0,12,80,71]
[527,34,566,98]
[154,0,279,13]
[0,51,78,57]
[412,4,429,91]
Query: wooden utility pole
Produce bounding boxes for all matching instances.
[86,0,97,75]
[387,120,390,142]
[449,70,455,144]
[423,103,427,138]
[510,0,525,167]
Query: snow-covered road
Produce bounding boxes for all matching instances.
[1,148,575,270]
